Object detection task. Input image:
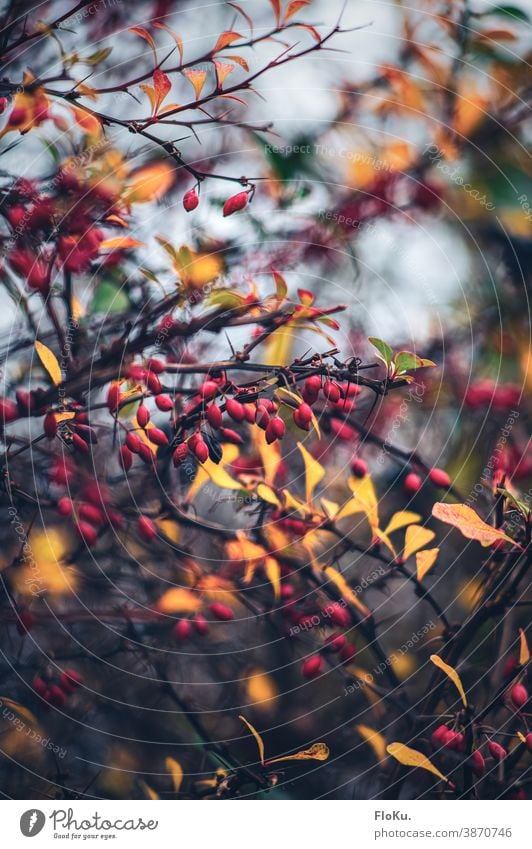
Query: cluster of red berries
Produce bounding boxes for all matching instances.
[403,467,451,495]
[56,481,125,546]
[182,187,251,217]
[173,602,237,640]
[32,668,83,709]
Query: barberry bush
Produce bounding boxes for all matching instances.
[0,0,530,800]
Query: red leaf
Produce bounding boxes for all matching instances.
[152,68,171,114]
[228,2,254,33]
[284,0,311,23]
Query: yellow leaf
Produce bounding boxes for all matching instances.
[264,323,293,366]
[253,429,281,486]
[519,628,530,666]
[0,698,37,727]
[297,441,325,504]
[124,161,174,204]
[404,525,436,560]
[246,669,278,709]
[171,245,223,289]
[384,511,421,536]
[324,566,371,618]
[183,68,207,99]
[186,443,239,501]
[214,60,235,87]
[226,533,266,584]
[154,587,201,614]
[11,527,79,599]
[139,781,159,800]
[356,724,387,761]
[55,411,76,423]
[386,742,449,783]
[256,483,281,507]
[347,475,379,529]
[264,555,281,601]
[416,548,439,581]
[430,654,468,706]
[239,715,265,765]
[432,502,517,547]
[373,527,397,558]
[165,757,184,793]
[266,742,329,765]
[35,340,62,385]
[100,236,144,250]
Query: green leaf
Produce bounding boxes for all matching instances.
[485,5,529,22]
[394,351,436,375]
[91,281,130,314]
[368,337,393,367]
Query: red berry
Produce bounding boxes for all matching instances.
[147,358,166,374]
[404,472,422,494]
[350,458,368,478]
[183,189,199,212]
[323,380,341,403]
[174,619,192,640]
[339,642,357,664]
[226,398,245,422]
[219,427,242,444]
[429,467,451,488]
[43,411,58,438]
[76,521,98,546]
[200,380,218,399]
[72,432,90,454]
[155,394,174,412]
[324,633,346,653]
[119,444,133,471]
[0,397,19,425]
[126,431,143,454]
[488,741,507,760]
[223,191,249,217]
[137,515,157,543]
[193,613,209,635]
[304,375,321,395]
[471,749,486,776]
[79,503,105,527]
[137,403,150,427]
[322,602,350,628]
[57,497,73,517]
[255,406,270,429]
[206,404,222,428]
[302,655,323,679]
[47,685,67,708]
[430,724,449,749]
[265,416,285,444]
[32,675,48,698]
[191,437,209,463]
[107,382,122,412]
[173,443,189,466]
[525,733,532,752]
[147,426,169,447]
[146,371,161,394]
[510,683,528,708]
[209,602,234,621]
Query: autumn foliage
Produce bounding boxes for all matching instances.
[0,0,530,800]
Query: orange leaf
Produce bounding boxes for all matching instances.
[124,161,174,204]
[284,0,311,23]
[71,106,101,137]
[228,3,254,33]
[100,236,144,250]
[432,502,517,547]
[152,21,184,63]
[213,30,242,53]
[214,60,235,87]
[183,68,208,100]
[225,54,250,72]
[129,26,157,60]
[269,0,282,25]
[519,628,530,666]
